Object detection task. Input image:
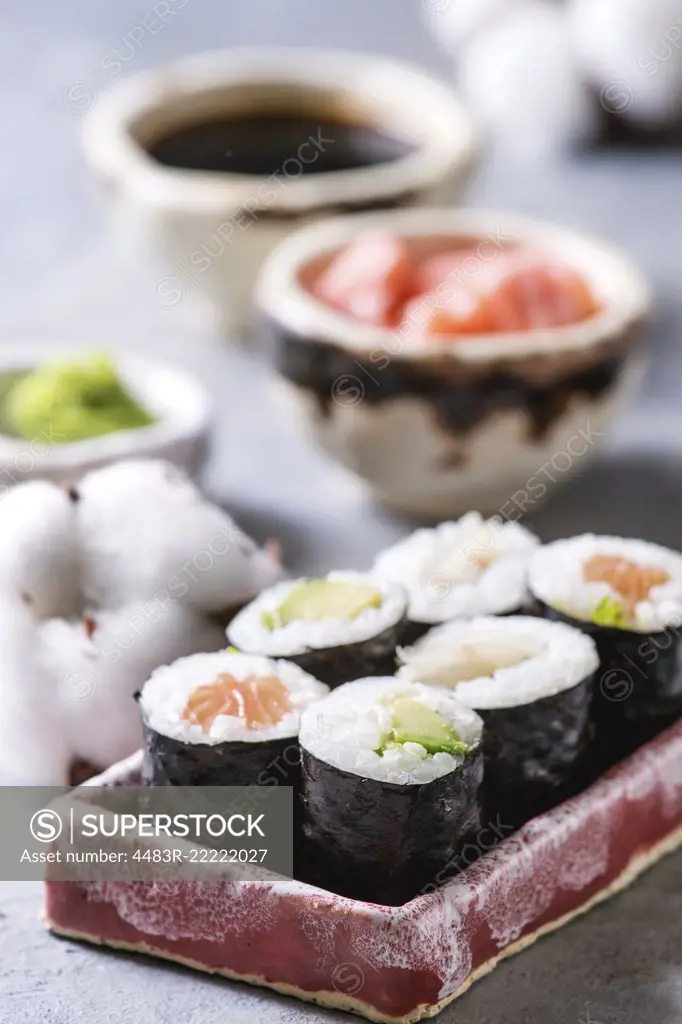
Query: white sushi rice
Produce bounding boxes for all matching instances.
[528,534,682,633]
[139,650,329,745]
[372,513,539,625]
[299,677,483,785]
[397,615,599,710]
[227,573,407,657]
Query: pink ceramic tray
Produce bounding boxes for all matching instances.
[45,722,682,1023]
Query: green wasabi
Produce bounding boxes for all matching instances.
[5,353,155,444]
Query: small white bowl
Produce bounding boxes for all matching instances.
[0,350,211,487]
[82,47,478,335]
[257,207,651,520]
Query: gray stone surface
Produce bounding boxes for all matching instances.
[1,0,682,1021]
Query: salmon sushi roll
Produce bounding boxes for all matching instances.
[137,651,328,787]
[528,534,682,760]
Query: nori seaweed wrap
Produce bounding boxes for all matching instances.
[140,721,301,787]
[227,573,407,689]
[298,677,484,905]
[137,650,328,786]
[397,616,599,828]
[372,513,539,647]
[528,535,682,763]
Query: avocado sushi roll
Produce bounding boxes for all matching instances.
[398,616,598,827]
[373,513,539,646]
[528,535,682,759]
[138,650,328,786]
[298,677,483,905]
[227,573,407,689]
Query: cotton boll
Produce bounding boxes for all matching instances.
[41,614,139,771]
[421,0,521,52]
[43,601,226,769]
[197,529,282,611]
[459,1,595,156]
[0,702,70,785]
[568,0,682,128]
[0,481,80,619]
[76,459,281,614]
[0,598,70,784]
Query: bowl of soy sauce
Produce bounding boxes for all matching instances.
[82,47,478,336]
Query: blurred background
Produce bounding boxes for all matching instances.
[2,0,681,571]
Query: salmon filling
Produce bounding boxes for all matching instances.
[583,554,671,617]
[182,673,293,732]
[311,231,600,336]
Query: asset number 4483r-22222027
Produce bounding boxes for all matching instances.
[131,848,269,863]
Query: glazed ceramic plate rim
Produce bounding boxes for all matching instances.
[0,348,211,470]
[47,720,682,1023]
[256,207,652,362]
[81,47,478,214]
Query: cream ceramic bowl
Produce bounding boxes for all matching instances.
[82,47,478,335]
[257,207,651,520]
[0,350,211,487]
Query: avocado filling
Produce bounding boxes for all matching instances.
[376,697,470,758]
[261,579,383,631]
[589,595,630,629]
[5,353,155,443]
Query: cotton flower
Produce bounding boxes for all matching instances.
[0,459,282,784]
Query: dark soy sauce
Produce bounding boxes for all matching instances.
[147,113,416,176]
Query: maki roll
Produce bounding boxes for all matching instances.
[227,573,407,689]
[528,535,682,759]
[138,650,328,786]
[372,512,539,646]
[298,678,483,904]
[398,616,598,827]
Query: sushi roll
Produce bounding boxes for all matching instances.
[227,573,407,688]
[398,616,598,826]
[138,650,328,787]
[298,677,483,904]
[372,513,539,646]
[528,534,682,758]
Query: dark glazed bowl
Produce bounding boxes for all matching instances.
[256,208,651,519]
